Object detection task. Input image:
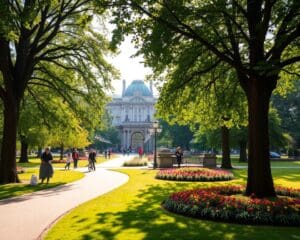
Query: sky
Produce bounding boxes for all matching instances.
[107,36,155,96]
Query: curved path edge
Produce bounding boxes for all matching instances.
[0,168,129,240]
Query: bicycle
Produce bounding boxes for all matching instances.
[88,159,95,172]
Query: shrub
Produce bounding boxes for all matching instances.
[156,167,234,182]
[123,157,148,167]
[52,159,66,163]
[163,186,300,226]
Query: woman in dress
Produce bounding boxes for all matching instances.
[39,147,54,184]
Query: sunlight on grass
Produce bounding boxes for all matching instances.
[45,169,300,240]
[0,169,84,200]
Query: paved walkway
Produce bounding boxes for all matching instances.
[0,155,131,240]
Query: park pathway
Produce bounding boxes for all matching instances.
[0,155,131,240]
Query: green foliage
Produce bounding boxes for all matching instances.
[269,107,287,150]
[272,80,300,154]
[92,111,121,150]
[158,120,193,149]
[0,1,119,155]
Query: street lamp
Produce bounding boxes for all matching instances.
[150,120,162,169]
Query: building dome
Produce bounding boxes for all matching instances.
[124,80,152,97]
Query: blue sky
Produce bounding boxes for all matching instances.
[108,36,154,95]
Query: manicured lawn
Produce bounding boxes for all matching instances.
[186,156,300,168]
[0,169,84,200]
[45,168,300,240]
[17,156,108,168]
[215,156,300,168]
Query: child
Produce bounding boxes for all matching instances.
[65,153,72,170]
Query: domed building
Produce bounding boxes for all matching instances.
[107,80,156,152]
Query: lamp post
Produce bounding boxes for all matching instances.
[150,121,162,169]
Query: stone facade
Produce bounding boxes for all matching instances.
[107,80,156,152]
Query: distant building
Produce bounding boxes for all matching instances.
[107,80,156,152]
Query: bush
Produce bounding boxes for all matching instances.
[156,167,234,182]
[163,185,300,226]
[123,157,148,167]
[51,159,66,163]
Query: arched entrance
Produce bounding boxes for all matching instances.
[131,132,144,150]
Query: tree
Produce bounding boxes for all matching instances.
[108,0,300,197]
[18,95,49,163]
[156,66,248,169]
[272,81,300,156]
[230,127,248,162]
[92,111,121,151]
[158,120,193,150]
[0,1,115,183]
[268,107,287,152]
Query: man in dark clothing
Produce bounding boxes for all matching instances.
[175,146,183,168]
[72,148,79,168]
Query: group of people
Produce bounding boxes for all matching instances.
[104,149,111,159]
[39,148,97,184]
[64,149,79,170]
[122,147,132,156]
[39,145,184,184]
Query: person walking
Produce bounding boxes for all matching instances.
[88,149,96,171]
[64,152,72,170]
[72,148,79,168]
[108,149,111,159]
[175,146,183,168]
[39,147,54,184]
[138,147,143,159]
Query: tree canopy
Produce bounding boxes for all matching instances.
[107,0,300,197]
[0,0,117,183]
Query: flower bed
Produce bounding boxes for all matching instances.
[156,168,234,181]
[163,185,300,226]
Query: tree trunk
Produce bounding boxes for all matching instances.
[60,143,64,160]
[19,136,29,163]
[245,79,276,197]
[0,99,20,184]
[37,146,42,158]
[221,126,232,169]
[239,140,247,162]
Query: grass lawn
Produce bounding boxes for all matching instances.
[45,168,300,240]
[216,156,300,168]
[186,156,300,168]
[17,156,108,168]
[0,169,84,200]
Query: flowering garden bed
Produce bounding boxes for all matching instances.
[156,168,234,181]
[163,185,300,226]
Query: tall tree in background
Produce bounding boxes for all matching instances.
[272,81,300,156]
[156,66,247,169]
[108,0,300,197]
[0,1,115,183]
[158,120,193,150]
